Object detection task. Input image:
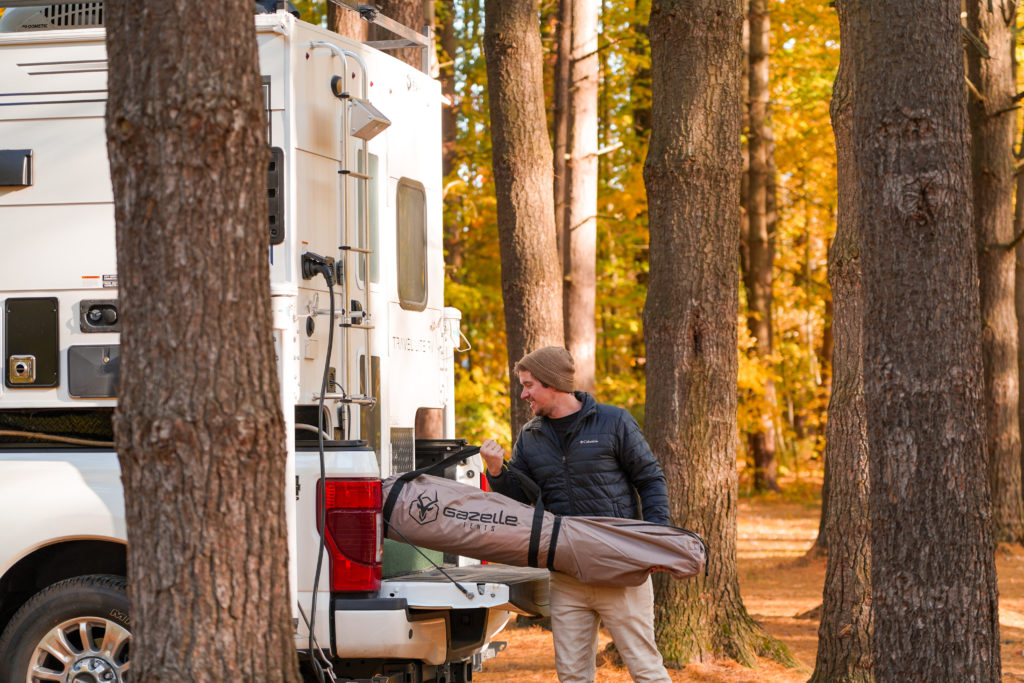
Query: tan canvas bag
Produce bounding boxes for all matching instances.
[382,446,707,587]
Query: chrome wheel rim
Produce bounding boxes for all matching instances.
[26,616,130,683]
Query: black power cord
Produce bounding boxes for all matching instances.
[302,253,337,683]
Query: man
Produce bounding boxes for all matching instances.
[481,346,671,683]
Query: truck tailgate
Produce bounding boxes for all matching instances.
[381,565,549,617]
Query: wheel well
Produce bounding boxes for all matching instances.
[0,540,126,637]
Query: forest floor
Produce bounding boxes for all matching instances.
[475,490,1024,682]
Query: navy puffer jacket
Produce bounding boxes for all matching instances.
[487,392,669,525]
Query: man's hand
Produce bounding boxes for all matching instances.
[480,439,506,477]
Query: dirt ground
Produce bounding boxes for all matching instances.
[476,497,1024,682]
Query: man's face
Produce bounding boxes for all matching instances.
[519,369,559,417]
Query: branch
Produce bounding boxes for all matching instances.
[999,229,1024,251]
[965,76,984,104]
[962,24,991,59]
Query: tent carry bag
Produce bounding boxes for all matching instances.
[382,446,707,587]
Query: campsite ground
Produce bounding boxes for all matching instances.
[476,491,1024,682]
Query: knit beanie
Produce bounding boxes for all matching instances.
[515,346,575,393]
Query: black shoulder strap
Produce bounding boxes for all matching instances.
[382,445,480,525]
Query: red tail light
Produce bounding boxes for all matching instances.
[317,479,382,592]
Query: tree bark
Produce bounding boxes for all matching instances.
[105,1,299,680]
[968,0,1024,545]
[485,0,565,436]
[563,0,599,393]
[848,1,1001,679]
[809,8,872,678]
[743,0,778,492]
[643,0,792,666]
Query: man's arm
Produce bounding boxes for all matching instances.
[617,414,670,524]
[481,438,530,503]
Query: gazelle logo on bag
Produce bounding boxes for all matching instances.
[410,491,440,525]
[443,505,519,527]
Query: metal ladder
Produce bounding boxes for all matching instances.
[308,43,388,419]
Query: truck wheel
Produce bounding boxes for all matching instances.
[0,574,131,683]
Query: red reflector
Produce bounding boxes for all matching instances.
[322,479,382,509]
[318,479,383,592]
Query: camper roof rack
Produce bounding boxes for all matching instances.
[328,0,433,74]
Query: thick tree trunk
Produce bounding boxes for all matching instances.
[563,0,599,393]
[743,0,778,492]
[105,1,299,679]
[327,2,369,41]
[643,0,791,666]
[809,12,872,678]
[848,1,1001,679]
[968,0,1024,545]
[485,0,565,436]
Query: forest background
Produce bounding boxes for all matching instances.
[298,0,838,491]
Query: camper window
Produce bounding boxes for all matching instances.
[396,178,427,311]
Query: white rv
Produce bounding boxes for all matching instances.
[0,4,546,682]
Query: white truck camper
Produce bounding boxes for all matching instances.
[0,3,548,682]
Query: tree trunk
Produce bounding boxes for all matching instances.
[105,1,299,679]
[848,1,1001,679]
[553,0,571,269]
[1016,123,1024,505]
[485,0,565,436]
[743,0,778,492]
[563,0,599,393]
[369,0,433,69]
[328,1,369,41]
[968,0,1024,545]
[643,0,792,666]
[809,8,872,678]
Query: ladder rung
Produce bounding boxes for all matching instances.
[338,169,373,180]
[338,245,373,254]
[310,394,374,406]
[339,323,375,330]
[312,393,376,407]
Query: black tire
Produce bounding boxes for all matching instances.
[0,574,131,683]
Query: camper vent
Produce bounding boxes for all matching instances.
[44,3,103,27]
[0,3,104,32]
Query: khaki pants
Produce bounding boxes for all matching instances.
[549,572,671,683]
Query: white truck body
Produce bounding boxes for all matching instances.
[0,7,545,682]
